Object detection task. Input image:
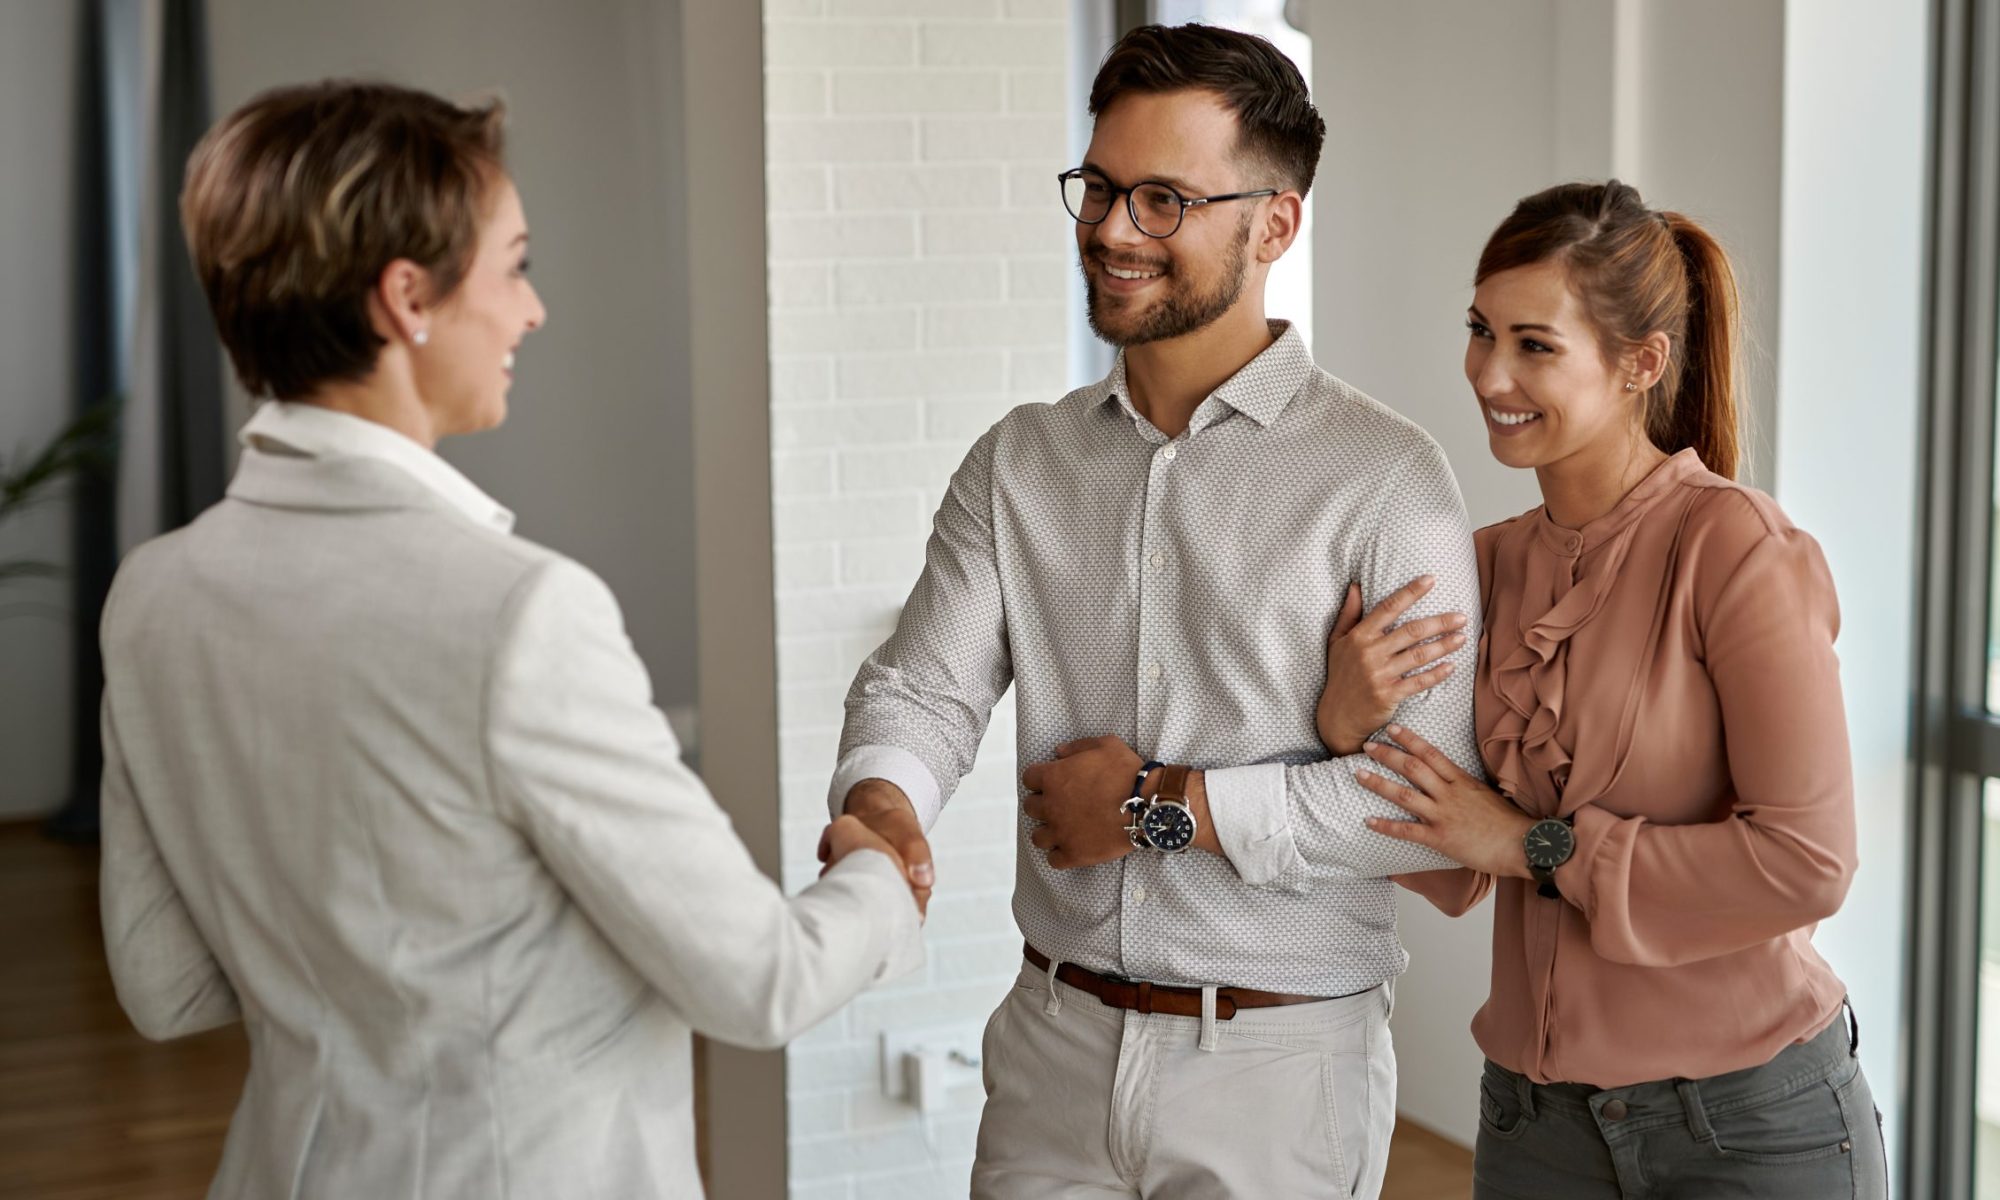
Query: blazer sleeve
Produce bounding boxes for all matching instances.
[99,697,243,1041]
[485,558,924,1050]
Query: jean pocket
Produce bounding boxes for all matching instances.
[1477,1067,1532,1142]
[1704,1070,1859,1167]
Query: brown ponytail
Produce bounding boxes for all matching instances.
[1475,181,1743,480]
[1656,212,1741,480]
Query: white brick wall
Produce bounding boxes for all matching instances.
[763,2,1070,1194]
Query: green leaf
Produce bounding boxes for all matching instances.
[0,398,121,525]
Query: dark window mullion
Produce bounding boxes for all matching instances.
[1912,2,2000,1197]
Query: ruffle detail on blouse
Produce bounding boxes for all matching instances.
[1481,450,1706,815]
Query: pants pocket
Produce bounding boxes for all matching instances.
[1477,1065,1533,1142]
[1319,1050,1374,1197]
[978,991,1012,1099]
[1703,1062,1860,1168]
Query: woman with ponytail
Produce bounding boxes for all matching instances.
[1315,181,1886,1197]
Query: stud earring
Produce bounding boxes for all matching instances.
[413,329,430,347]
[1623,381,1637,392]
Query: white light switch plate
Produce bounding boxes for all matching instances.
[879,1021,987,1101]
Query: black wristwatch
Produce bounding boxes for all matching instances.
[1124,763,1198,853]
[1523,817,1575,899]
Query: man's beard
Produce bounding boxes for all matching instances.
[1082,214,1252,348]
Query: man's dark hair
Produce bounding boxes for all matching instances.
[1088,23,1325,196]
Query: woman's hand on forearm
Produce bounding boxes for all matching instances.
[1356,724,1535,878]
[1315,576,1469,755]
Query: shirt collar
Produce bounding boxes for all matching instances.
[237,402,516,534]
[1092,320,1316,432]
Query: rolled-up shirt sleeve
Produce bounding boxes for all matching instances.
[826,744,944,829]
[1396,866,1495,917]
[1203,442,1481,890]
[1554,526,1858,967]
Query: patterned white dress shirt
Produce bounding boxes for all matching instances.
[830,322,1479,995]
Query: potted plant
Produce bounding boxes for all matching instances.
[0,401,119,592]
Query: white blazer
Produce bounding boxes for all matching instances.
[98,403,920,1199]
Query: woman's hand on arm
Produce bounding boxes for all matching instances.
[1356,724,1536,880]
[1316,576,1470,755]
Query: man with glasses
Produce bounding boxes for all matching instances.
[822,23,1480,1198]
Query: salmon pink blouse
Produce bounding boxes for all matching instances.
[1399,449,1857,1087]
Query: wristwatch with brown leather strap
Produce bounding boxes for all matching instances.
[1126,763,1198,853]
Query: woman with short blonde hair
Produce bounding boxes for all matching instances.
[101,80,922,1200]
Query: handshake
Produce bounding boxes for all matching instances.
[816,779,936,917]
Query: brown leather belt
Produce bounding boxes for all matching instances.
[1023,943,1332,1021]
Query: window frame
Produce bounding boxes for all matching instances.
[1907,2,2000,1197]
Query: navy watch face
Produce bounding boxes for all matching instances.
[1141,802,1196,853]
[1524,819,1575,869]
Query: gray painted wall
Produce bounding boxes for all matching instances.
[0,1,82,819]
[1632,0,1784,490]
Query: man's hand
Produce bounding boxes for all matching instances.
[1020,735,1146,870]
[822,779,934,915]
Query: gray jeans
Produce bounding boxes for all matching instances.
[1473,1006,1887,1199]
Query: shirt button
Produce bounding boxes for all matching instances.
[1145,662,1164,681]
[1148,551,1165,570]
[1161,444,1178,462]
[1132,886,1148,904]
[1601,1098,1629,1122]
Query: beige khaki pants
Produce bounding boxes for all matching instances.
[971,959,1398,1199]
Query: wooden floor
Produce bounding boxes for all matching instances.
[0,821,1471,1199]
[0,823,248,1200]
[1383,1119,1477,1200]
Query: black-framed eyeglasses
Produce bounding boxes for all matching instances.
[1057,167,1278,239]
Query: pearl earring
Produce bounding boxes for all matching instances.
[413,329,430,347]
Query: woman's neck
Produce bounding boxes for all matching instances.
[302,369,438,450]
[1534,430,1671,529]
